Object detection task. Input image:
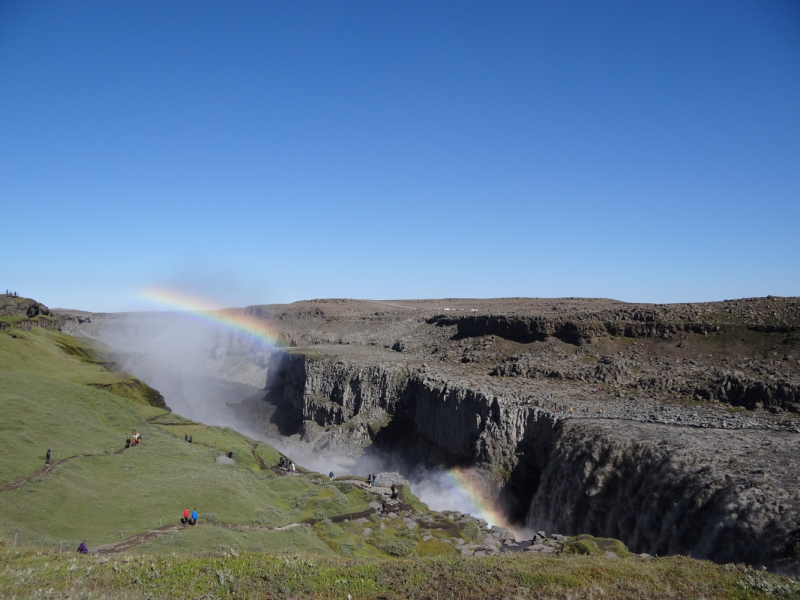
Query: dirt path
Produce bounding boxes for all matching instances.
[88,479,409,555]
[0,454,89,493]
[89,521,312,555]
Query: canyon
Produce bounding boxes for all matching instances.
[58,296,800,573]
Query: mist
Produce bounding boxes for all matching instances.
[95,311,527,537]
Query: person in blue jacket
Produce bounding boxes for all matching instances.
[191,509,198,525]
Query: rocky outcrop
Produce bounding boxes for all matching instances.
[0,295,52,319]
[15,317,61,331]
[527,420,800,572]
[490,351,800,413]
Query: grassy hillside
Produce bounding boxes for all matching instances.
[3,312,799,598]
[0,323,373,555]
[2,548,799,600]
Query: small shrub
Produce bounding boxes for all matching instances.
[318,519,344,539]
[460,522,480,543]
[338,538,361,556]
[332,481,356,494]
[288,524,312,536]
[313,493,350,519]
[378,537,414,557]
[198,513,218,523]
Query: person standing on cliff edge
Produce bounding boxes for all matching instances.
[46,449,51,465]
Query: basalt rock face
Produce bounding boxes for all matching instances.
[528,420,800,572]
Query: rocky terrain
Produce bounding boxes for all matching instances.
[55,295,800,573]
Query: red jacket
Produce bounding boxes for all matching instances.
[184,509,189,519]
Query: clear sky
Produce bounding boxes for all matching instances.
[2,0,799,312]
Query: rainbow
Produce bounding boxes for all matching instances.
[446,467,522,537]
[137,287,286,346]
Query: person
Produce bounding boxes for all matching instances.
[125,438,131,448]
[329,471,334,482]
[46,449,51,465]
[390,484,398,500]
[182,508,190,525]
[184,434,188,442]
[290,461,296,472]
[372,474,377,487]
[191,508,198,525]
[188,435,193,443]
[77,541,88,554]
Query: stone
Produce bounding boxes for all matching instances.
[406,521,418,531]
[362,527,372,536]
[603,551,620,560]
[215,455,235,465]
[356,518,369,525]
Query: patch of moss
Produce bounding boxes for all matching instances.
[566,534,629,558]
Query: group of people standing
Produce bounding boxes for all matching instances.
[278,456,295,472]
[181,508,198,526]
[125,432,142,448]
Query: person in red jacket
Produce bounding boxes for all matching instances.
[182,508,189,525]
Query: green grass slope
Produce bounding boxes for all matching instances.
[0,323,377,555]
[2,549,799,600]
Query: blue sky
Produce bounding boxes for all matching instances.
[2,0,799,311]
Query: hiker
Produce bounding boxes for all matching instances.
[184,434,188,442]
[46,449,51,465]
[77,540,88,554]
[188,435,193,443]
[191,509,198,525]
[126,438,131,448]
[372,473,377,487]
[390,484,398,500]
[182,508,190,525]
[329,471,334,482]
[290,461,296,472]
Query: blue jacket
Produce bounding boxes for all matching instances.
[191,510,198,520]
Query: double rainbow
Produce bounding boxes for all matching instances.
[138,287,286,346]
